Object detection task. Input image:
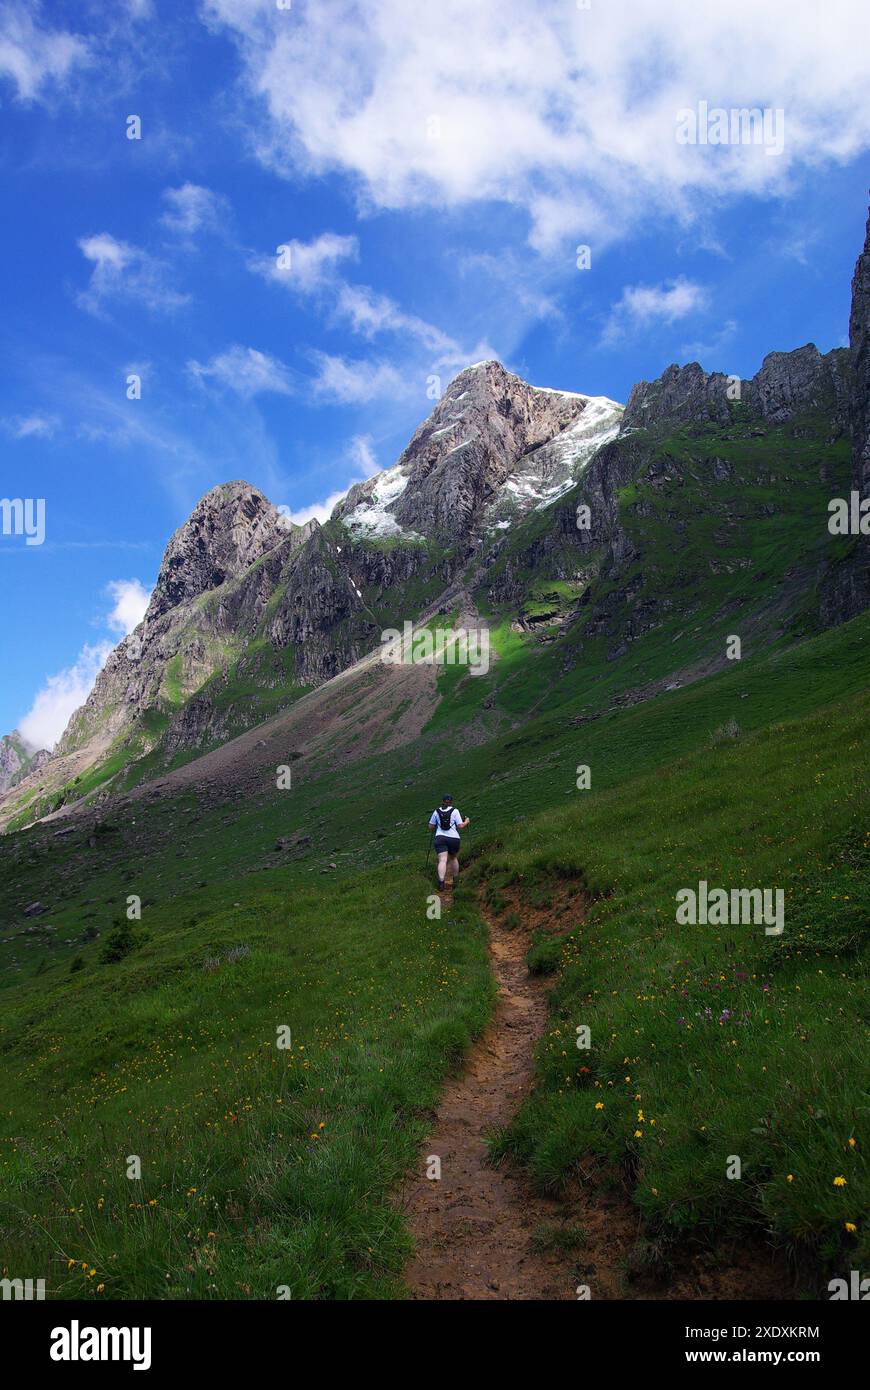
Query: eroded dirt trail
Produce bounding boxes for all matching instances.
[400,901,598,1300]
[399,892,793,1302]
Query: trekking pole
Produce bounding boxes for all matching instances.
[425,830,434,873]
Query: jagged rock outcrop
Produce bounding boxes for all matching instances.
[58,483,300,756]
[144,482,288,621]
[0,732,50,793]
[623,345,850,434]
[820,201,870,623]
[849,204,870,495]
[335,361,616,541]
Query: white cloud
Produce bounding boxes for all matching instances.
[334,283,457,355]
[348,433,377,476]
[203,0,870,250]
[76,233,189,316]
[188,344,293,398]
[106,578,150,635]
[2,413,59,439]
[251,230,463,358]
[18,642,112,751]
[279,487,352,527]
[308,351,411,404]
[17,579,150,750]
[0,2,89,102]
[602,278,709,346]
[251,231,359,293]
[161,183,227,236]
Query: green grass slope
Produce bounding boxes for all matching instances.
[0,602,867,1297]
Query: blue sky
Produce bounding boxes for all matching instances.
[2,0,869,747]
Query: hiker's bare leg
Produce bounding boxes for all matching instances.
[436,850,448,887]
[447,852,459,884]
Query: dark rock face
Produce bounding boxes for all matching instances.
[145,482,287,622]
[849,205,870,495]
[339,361,591,540]
[622,346,850,434]
[622,362,735,430]
[57,485,299,756]
[0,732,50,792]
[747,346,851,426]
[820,203,870,624]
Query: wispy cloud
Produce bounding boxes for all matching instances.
[18,641,111,751]
[252,230,465,357]
[601,278,709,347]
[308,352,412,405]
[251,232,359,294]
[187,345,294,399]
[2,413,60,439]
[76,232,189,316]
[0,2,90,103]
[160,182,228,237]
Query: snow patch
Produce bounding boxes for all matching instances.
[340,462,421,539]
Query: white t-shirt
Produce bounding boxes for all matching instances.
[430,807,462,840]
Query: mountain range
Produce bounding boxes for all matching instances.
[2,210,868,835]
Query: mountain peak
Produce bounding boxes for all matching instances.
[145,480,286,623]
[335,363,620,542]
[621,343,850,433]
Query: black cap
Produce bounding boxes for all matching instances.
[441,793,453,803]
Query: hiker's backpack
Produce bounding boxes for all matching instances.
[435,806,455,831]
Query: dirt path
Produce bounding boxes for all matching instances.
[398,891,793,1302]
[399,898,604,1300]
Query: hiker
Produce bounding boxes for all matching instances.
[428,794,470,891]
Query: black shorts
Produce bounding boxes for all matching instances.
[434,836,460,853]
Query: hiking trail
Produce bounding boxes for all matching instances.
[399,888,630,1300]
[398,888,790,1302]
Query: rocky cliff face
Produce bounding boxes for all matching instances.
[622,345,851,434]
[849,204,870,495]
[819,202,870,624]
[0,732,50,793]
[144,482,289,622]
[335,361,620,541]
[58,483,300,756]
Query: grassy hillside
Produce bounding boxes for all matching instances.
[480,687,868,1276]
[0,604,867,1297]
